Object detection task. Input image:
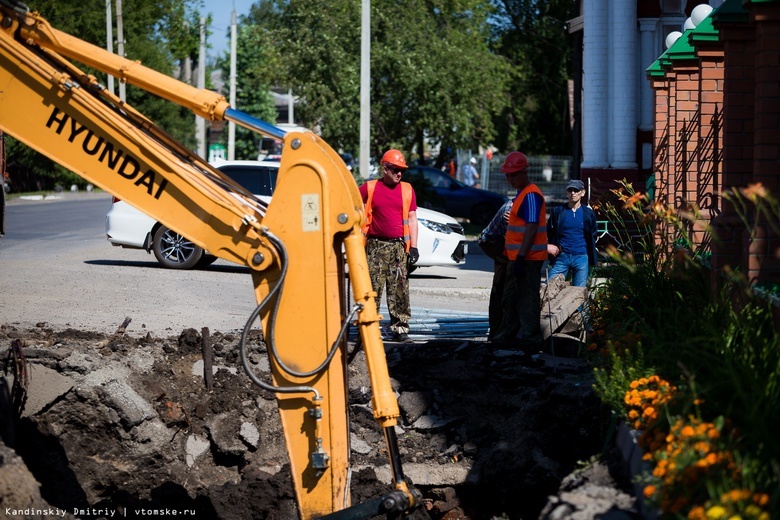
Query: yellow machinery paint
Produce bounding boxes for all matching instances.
[0,3,418,518]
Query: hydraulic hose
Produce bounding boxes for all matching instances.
[239,228,361,395]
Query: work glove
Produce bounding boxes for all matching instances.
[512,256,526,277]
[408,247,420,265]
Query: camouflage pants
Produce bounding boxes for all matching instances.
[366,239,411,334]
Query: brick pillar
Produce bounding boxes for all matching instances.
[694,48,725,247]
[749,2,780,287]
[710,20,755,282]
[652,78,671,202]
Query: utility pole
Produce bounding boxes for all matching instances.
[359,0,370,179]
[288,89,294,124]
[196,16,206,159]
[228,8,237,160]
[115,0,125,102]
[105,0,114,95]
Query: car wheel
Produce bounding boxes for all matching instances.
[152,226,203,269]
[197,254,219,267]
[470,202,498,227]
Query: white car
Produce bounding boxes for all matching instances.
[106,160,468,270]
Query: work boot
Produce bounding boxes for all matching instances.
[392,332,413,343]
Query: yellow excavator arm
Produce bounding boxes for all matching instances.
[0,2,419,518]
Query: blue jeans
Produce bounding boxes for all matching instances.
[548,253,590,287]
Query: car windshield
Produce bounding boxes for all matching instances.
[218,164,278,197]
[410,167,465,189]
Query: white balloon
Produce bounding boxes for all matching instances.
[691,4,714,26]
[684,17,696,30]
[666,31,683,49]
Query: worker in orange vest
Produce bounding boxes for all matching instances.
[359,149,419,343]
[491,151,548,350]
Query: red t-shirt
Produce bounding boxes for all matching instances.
[359,180,418,238]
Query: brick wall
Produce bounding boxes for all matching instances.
[653,2,780,289]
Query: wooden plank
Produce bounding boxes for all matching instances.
[540,285,587,340]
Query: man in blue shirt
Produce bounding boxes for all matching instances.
[547,179,598,287]
[461,157,480,187]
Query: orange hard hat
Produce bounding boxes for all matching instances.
[381,149,408,169]
[501,151,528,173]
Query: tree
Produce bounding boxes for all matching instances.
[241,0,510,168]
[3,0,203,190]
[492,0,578,155]
[215,18,279,160]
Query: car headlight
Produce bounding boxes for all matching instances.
[418,218,452,234]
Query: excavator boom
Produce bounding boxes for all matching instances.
[0,2,418,518]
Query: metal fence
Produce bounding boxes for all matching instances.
[455,151,573,206]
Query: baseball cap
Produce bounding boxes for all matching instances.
[566,180,585,192]
[469,157,477,164]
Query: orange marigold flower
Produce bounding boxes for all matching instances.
[643,485,656,498]
[687,506,707,520]
[754,493,770,506]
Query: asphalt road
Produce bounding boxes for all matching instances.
[0,192,493,337]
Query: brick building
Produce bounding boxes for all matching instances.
[570,0,779,289]
[648,0,780,287]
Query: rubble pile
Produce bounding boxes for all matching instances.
[0,323,638,519]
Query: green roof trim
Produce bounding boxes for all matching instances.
[647,58,666,78]
[666,29,697,62]
[689,15,719,45]
[646,1,724,78]
[712,0,749,23]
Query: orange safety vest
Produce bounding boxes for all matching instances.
[362,180,413,252]
[505,184,547,261]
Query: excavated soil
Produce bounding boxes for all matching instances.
[0,323,639,520]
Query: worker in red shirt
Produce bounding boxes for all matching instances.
[360,149,419,343]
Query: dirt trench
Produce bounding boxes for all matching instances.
[0,324,638,520]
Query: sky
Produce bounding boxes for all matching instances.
[200,0,255,59]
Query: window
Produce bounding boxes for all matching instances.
[218,165,278,197]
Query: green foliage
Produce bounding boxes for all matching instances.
[588,184,780,518]
[5,0,201,189]
[491,0,577,154]
[241,0,513,163]
[216,22,279,160]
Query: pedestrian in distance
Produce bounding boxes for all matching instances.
[490,151,548,350]
[547,179,598,287]
[478,198,514,341]
[461,157,480,188]
[360,149,420,343]
[445,159,457,178]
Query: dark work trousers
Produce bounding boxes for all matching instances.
[488,260,508,341]
[492,259,545,346]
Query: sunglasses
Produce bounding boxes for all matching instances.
[384,164,405,174]
[566,188,583,193]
